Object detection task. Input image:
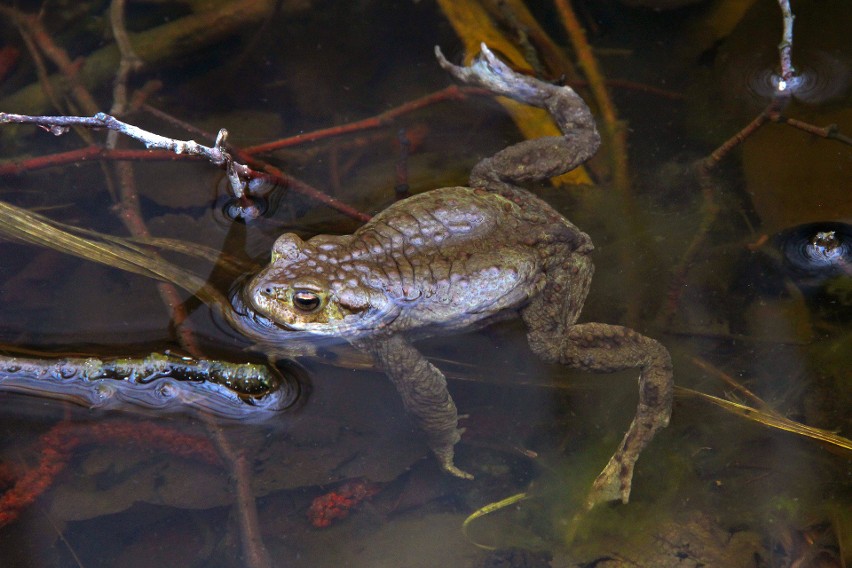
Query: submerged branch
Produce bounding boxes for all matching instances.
[0,353,295,418]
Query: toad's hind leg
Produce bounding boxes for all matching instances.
[521,257,673,510]
[435,44,600,189]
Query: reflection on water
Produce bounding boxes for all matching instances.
[719,47,850,107]
[0,0,850,566]
[0,352,299,418]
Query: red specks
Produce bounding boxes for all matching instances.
[307,478,381,528]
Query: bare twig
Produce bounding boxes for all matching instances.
[775,0,796,91]
[0,112,237,172]
[700,110,771,171]
[207,427,273,568]
[106,0,143,149]
[771,114,852,146]
[235,151,373,223]
[662,1,850,322]
[243,85,485,155]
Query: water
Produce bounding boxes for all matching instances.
[0,0,850,566]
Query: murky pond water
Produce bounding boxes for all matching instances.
[0,1,849,566]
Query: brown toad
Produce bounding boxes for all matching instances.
[241,45,673,509]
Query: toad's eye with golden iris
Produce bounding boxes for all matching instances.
[292,290,322,312]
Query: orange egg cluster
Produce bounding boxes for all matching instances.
[307,479,381,528]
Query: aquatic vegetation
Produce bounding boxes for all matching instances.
[0,420,219,529]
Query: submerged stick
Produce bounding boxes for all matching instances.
[0,353,297,418]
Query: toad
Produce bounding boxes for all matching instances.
[241,45,673,509]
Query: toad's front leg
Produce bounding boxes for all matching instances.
[354,334,471,479]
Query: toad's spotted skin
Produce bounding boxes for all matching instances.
[242,45,673,509]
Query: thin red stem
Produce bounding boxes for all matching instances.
[243,86,484,155]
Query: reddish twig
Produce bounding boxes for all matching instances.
[0,146,194,176]
[771,115,852,145]
[700,108,771,172]
[233,149,374,223]
[243,85,486,155]
[205,426,271,567]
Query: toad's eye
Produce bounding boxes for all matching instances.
[292,290,322,312]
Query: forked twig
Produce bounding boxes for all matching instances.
[662,0,850,323]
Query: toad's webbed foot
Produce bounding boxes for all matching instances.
[433,440,474,480]
[435,43,548,105]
